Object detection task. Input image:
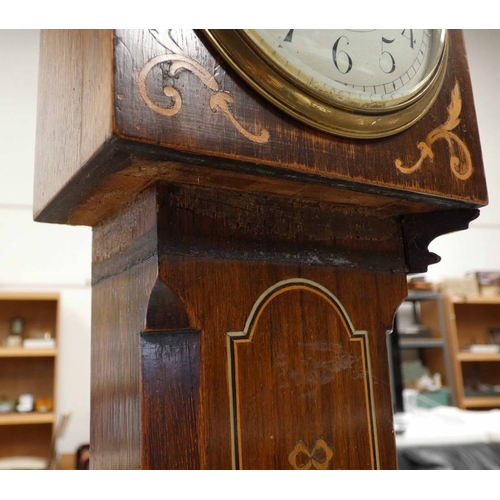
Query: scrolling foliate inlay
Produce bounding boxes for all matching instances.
[396,82,473,180]
[138,30,270,144]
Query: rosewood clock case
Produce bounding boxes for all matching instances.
[33,29,486,470]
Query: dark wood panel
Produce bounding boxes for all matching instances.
[33,30,487,227]
[141,330,201,469]
[114,29,486,205]
[155,255,407,469]
[228,283,376,470]
[156,182,406,274]
[89,183,408,469]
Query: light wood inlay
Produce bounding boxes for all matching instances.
[288,438,335,470]
[227,279,378,470]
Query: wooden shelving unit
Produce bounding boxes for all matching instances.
[390,291,455,412]
[444,295,500,410]
[0,292,59,460]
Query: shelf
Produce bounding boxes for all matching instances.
[391,291,456,411]
[0,292,60,301]
[400,338,446,349]
[0,412,56,426]
[462,396,500,408]
[0,347,57,358]
[458,352,500,362]
[406,291,441,302]
[448,295,500,305]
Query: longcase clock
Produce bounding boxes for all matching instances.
[33,29,487,469]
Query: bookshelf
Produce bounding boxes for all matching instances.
[444,296,500,409]
[0,292,59,460]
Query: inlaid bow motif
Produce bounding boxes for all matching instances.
[288,438,335,470]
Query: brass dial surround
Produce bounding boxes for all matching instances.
[203,29,448,139]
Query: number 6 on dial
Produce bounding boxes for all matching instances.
[204,29,447,139]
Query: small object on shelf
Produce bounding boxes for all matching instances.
[33,331,53,340]
[3,317,25,348]
[34,398,53,413]
[487,327,500,346]
[10,317,24,336]
[461,344,500,354]
[402,388,418,413]
[16,394,34,413]
[407,276,434,291]
[23,337,56,349]
[399,324,431,338]
[3,335,23,348]
[416,370,442,392]
[472,271,500,285]
[464,383,500,397]
[0,396,15,413]
[468,271,500,296]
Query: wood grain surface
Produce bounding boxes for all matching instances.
[34,30,487,227]
[89,183,408,469]
[33,30,488,469]
[34,29,114,218]
[112,30,486,204]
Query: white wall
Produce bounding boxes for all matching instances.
[0,29,498,456]
[0,29,92,454]
[425,30,500,282]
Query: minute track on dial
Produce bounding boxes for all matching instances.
[203,29,447,138]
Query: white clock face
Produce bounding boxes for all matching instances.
[244,29,446,112]
[203,29,448,137]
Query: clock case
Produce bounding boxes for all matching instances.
[35,29,486,232]
[33,29,487,470]
[34,29,486,277]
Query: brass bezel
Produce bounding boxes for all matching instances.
[203,29,448,139]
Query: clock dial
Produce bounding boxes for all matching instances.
[245,30,445,112]
[203,29,448,138]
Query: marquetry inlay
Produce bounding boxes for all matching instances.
[227,278,379,470]
[138,29,270,144]
[288,438,335,470]
[396,82,472,180]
